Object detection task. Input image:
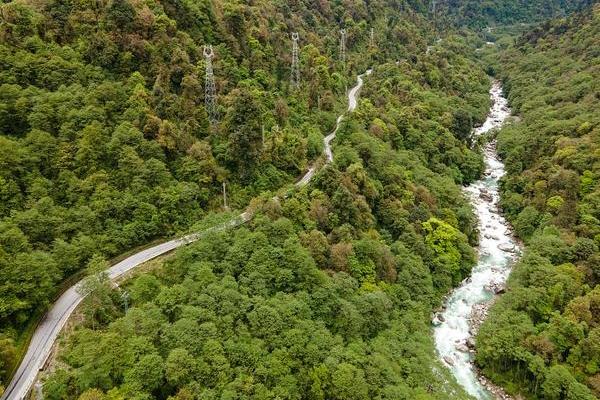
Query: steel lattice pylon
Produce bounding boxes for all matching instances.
[291,32,300,88]
[204,45,219,125]
[340,29,347,64]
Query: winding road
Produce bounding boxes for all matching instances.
[1,71,372,400]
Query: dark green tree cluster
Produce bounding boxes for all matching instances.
[476,6,600,399]
[440,0,596,28]
[42,36,490,399]
[0,0,448,384]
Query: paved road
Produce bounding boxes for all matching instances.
[297,69,371,186]
[1,71,371,400]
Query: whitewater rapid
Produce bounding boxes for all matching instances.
[433,82,518,399]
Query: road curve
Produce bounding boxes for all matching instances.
[297,69,372,186]
[1,70,371,400]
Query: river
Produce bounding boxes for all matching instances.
[433,81,519,399]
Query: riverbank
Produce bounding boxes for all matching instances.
[433,81,520,400]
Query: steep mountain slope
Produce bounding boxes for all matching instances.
[38,32,492,399]
[439,0,596,28]
[0,0,489,391]
[476,6,600,399]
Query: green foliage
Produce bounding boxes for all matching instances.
[46,216,474,399]
[423,217,475,291]
[37,12,494,397]
[477,6,600,398]
[443,0,595,28]
[2,0,447,380]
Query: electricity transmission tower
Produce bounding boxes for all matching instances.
[430,0,439,35]
[370,27,375,47]
[291,32,300,88]
[204,45,218,125]
[340,29,347,65]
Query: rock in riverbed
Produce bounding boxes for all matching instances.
[484,282,506,295]
[456,343,470,353]
[479,192,493,202]
[498,243,516,253]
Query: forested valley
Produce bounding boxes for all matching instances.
[0,0,439,384]
[476,5,600,399]
[440,0,596,28]
[29,13,494,400]
[0,0,490,394]
[0,0,599,399]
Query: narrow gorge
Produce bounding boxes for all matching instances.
[434,82,519,399]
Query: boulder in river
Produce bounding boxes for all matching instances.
[484,282,506,295]
[456,344,470,353]
[444,356,455,366]
[498,243,516,253]
[479,192,493,202]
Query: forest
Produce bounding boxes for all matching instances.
[23,11,495,399]
[441,0,596,28]
[476,5,600,399]
[0,0,492,393]
[1,0,599,398]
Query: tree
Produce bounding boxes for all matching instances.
[329,363,369,400]
[422,217,474,291]
[79,389,107,400]
[78,255,119,328]
[451,109,473,144]
[106,0,136,33]
[224,87,264,179]
[166,348,197,387]
[124,353,164,392]
[542,365,595,400]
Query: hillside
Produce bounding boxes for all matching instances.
[0,0,493,392]
[30,23,494,400]
[5,0,600,398]
[439,0,596,28]
[476,5,600,399]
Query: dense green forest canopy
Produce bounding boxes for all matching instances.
[441,0,597,28]
[32,22,492,399]
[0,0,494,392]
[2,0,597,397]
[476,5,600,400]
